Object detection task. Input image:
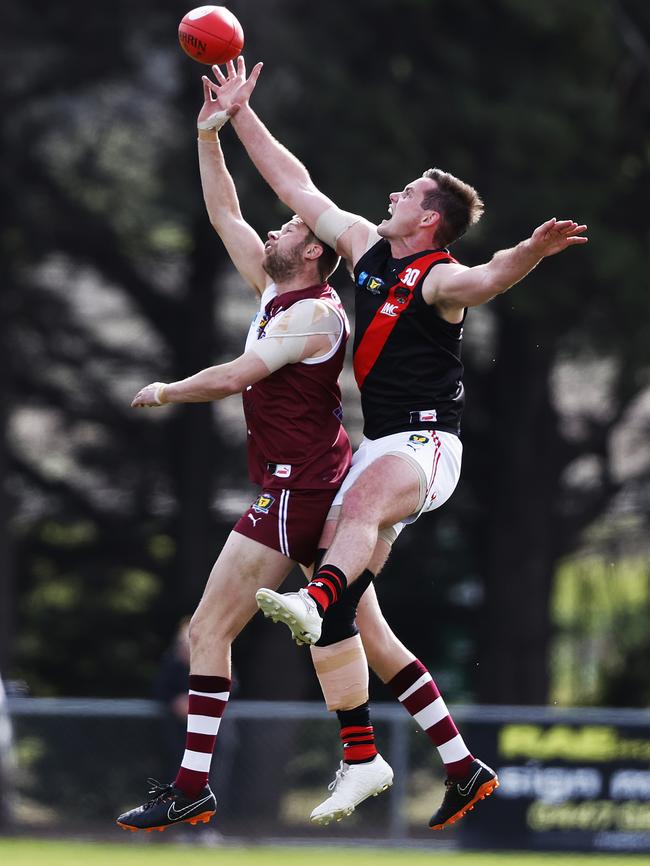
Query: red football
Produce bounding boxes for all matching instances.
[178,6,244,65]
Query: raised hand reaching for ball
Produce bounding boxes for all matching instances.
[204,56,264,118]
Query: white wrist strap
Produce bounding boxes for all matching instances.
[197,109,230,132]
[153,383,168,405]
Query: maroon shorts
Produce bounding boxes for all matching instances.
[233,487,337,567]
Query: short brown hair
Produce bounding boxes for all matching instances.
[421,168,484,248]
[303,229,340,281]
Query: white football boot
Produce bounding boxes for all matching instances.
[310,754,394,825]
[255,587,323,645]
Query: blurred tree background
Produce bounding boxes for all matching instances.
[1,0,648,706]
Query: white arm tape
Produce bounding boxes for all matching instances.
[248,300,343,372]
[197,108,230,132]
[153,383,169,405]
[314,206,364,249]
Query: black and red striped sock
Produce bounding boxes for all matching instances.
[336,703,377,765]
[307,563,347,615]
[173,674,231,798]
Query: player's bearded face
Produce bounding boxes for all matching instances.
[263,226,309,281]
[263,244,304,280]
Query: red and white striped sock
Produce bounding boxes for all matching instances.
[174,674,230,798]
[388,659,473,780]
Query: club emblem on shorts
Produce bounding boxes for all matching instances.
[408,434,430,449]
[252,493,275,514]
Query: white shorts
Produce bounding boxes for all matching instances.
[330,429,462,543]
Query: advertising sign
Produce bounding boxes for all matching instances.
[458,710,650,853]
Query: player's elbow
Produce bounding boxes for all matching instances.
[219,368,247,396]
[199,368,244,400]
[466,275,506,307]
[207,207,240,235]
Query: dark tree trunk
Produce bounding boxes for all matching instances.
[0,286,13,678]
[170,215,228,611]
[0,407,12,679]
[475,309,563,704]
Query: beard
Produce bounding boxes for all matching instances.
[263,246,304,282]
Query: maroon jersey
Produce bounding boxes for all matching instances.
[242,283,351,490]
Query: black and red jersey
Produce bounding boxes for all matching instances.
[353,238,465,439]
[242,283,351,490]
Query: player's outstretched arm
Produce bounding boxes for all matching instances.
[131,353,272,407]
[424,218,588,311]
[131,302,340,407]
[207,57,377,267]
[197,77,268,294]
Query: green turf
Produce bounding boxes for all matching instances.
[1,839,648,866]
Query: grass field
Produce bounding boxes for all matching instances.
[1,839,649,866]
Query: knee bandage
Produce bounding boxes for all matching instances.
[311,634,369,711]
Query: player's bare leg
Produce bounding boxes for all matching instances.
[304,530,393,824]
[310,532,498,829]
[256,456,419,643]
[320,455,420,585]
[117,532,294,832]
[189,531,294,675]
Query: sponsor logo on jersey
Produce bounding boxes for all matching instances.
[256,313,269,340]
[380,302,398,317]
[395,286,410,304]
[357,271,369,287]
[367,277,384,294]
[252,493,275,514]
[272,464,292,479]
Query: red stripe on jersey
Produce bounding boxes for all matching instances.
[353,251,456,389]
